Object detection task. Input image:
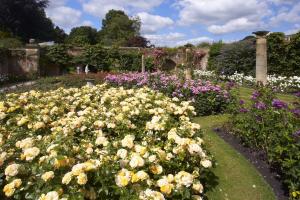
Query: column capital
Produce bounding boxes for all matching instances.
[253,31,270,38]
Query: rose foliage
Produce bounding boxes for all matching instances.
[0,85,213,200]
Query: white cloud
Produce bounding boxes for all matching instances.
[46,6,82,32]
[270,2,300,26]
[137,12,174,34]
[175,37,213,46]
[175,0,271,34]
[81,20,94,27]
[208,18,258,34]
[285,24,300,35]
[82,0,164,18]
[144,32,213,47]
[144,32,185,46]
[269,0,298,5]
[176,0,270,25]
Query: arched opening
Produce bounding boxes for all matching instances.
[162,58,177,71]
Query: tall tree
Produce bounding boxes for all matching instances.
[0,0,56,42]
[98,10,141,46]
[126,36,149,47]
[66,26,97,45]
[53,26,67,44]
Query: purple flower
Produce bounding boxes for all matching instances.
[292,130,300,142]
[272,99,288,109]
[291,108,300,117]
[239,100,245,105]
[239,108,249,113]
[251,91,260,100]
[254,102,267,110]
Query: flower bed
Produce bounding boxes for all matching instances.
[232,87,300,199]
[0,85,212,199]
[194,70,300,92]
[105,72,236,116]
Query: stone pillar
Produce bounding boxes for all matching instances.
[185,48,192,80]
[253,31,269,85]
[141,54,145,73]
[25,41,40,77]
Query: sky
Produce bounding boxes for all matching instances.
[46,0,300,47]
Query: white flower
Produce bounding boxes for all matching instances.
[5,164,20,177]
[95,136,109,146]
[200,159,212,168]
[62,172,73,185]
[188,143,202,155]
[117,149,128,159]
[23,147,40,161]
[121,135,135,149]
[175,171,194,187]
[38,191,59,200]
[129,154,145,168]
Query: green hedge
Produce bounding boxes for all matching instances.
[208,32,300,76]
[42,44,155,72]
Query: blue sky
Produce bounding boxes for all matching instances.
[46,0,300,46]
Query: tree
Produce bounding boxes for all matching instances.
[98,10,141,46]
[207,41,223,70]
[126,36,149,47]
[267,32,287,75]
[0,0,56,42]
[214,38,256,75]
[53,26,67,43]
[66,26,97,45]
[286,32,300,76]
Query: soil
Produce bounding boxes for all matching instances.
[213,127,289,200]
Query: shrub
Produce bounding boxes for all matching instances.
[105,72,237,116]
[0,85,213,199]
[0,38,23,48]
[44,44,71,68]
[213,38,256,76]
[231,87,300,199]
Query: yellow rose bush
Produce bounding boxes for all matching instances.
[0,84,212,199]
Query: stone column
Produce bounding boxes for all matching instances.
[25,40,40,77]
[253,31,269,85]
[185,48,192,80]
[141,54,145,73]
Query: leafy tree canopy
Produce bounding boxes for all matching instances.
[98,10,141,46]
[126,36,149,47]
[66,26,97,45]
[0,0,56,42]
[53,26,67,44]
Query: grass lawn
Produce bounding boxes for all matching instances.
[238,86,295,104]
[194,115,276,200]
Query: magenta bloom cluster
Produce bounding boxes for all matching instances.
[105,72,234,116]
[105,72,228,98]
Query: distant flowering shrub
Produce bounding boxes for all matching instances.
[0,85,213,199]
[105,72,237,116]
[194,70,300,92]
[232,87,300,199]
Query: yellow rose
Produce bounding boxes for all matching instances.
[41,171,55,182]
[77,173,88,185]
[3,183,15,197]
[62,172,73,185]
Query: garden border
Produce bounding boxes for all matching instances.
[213,127,289,200]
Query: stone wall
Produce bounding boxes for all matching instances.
[0,47,41,78]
